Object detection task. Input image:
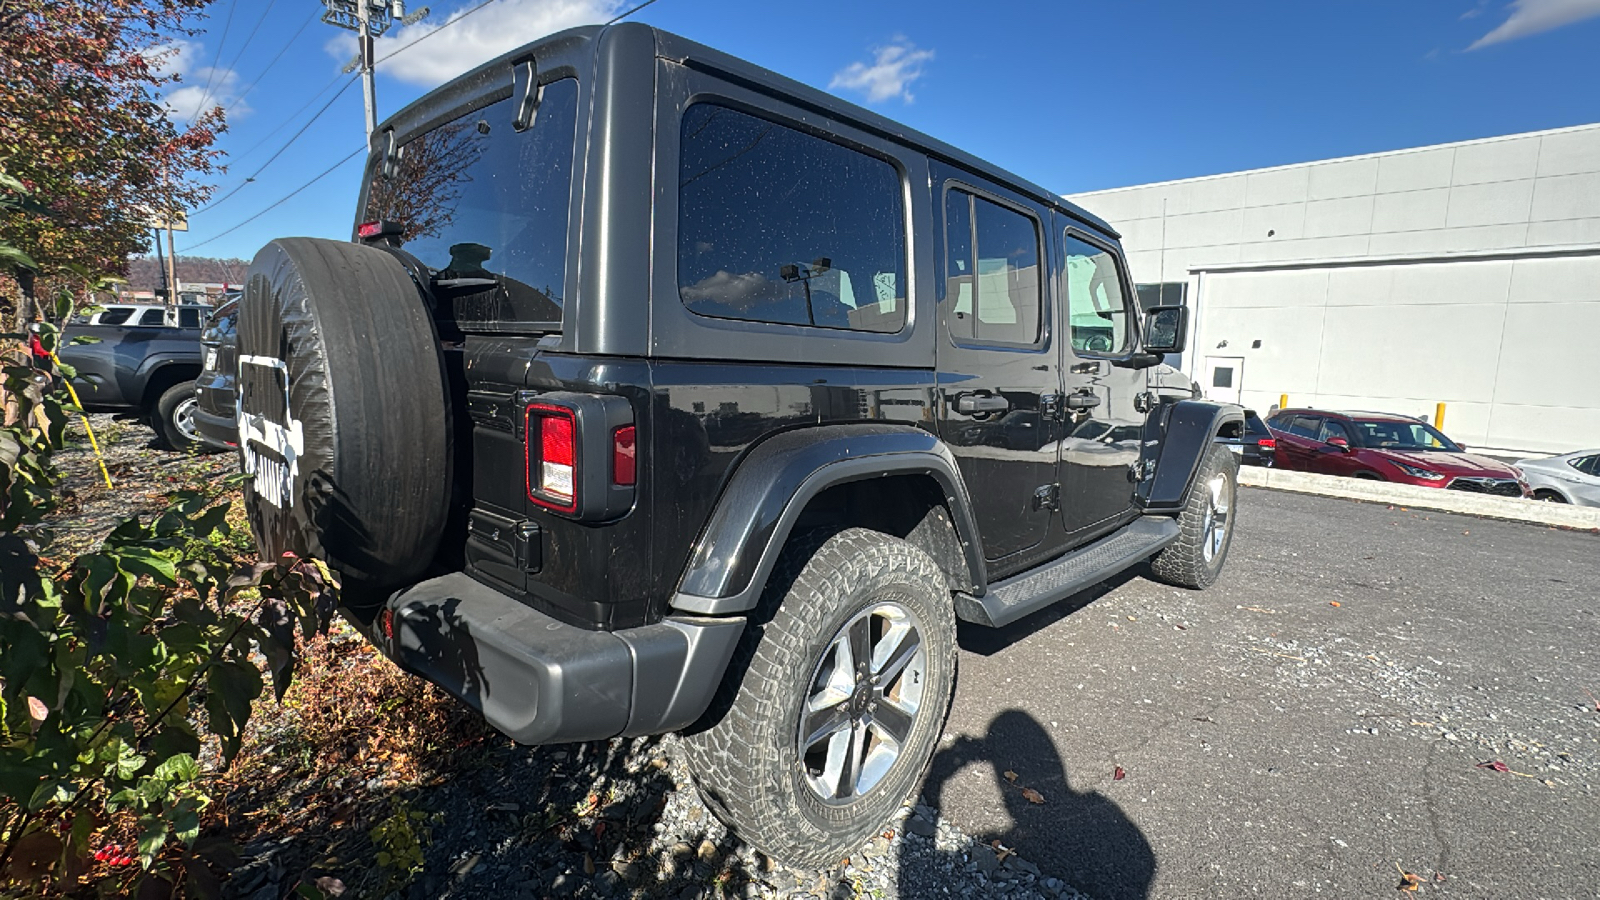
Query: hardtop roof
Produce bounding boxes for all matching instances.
[374,22,1117,239]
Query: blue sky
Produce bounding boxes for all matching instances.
[161,0,1600,262]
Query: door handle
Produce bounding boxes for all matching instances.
[954,393,1009,414]
[1065,391,1101,410]
[1070,361,1102,375]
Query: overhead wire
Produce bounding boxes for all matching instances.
[216,0,283,91]
[179,148,366,253]
[223,11,317,117]
[196,77,358,214]
[188,0,240,126]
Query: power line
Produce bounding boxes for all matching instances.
[227,73,349,167]
[197,77,358,214]
[218,0,282,87]
[605,0,661,25]
[223,11,318,117]
[372,0,500,66]
[179,147,366,253]
[189,0,240,126]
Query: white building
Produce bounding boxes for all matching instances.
[1067,123,1600,455]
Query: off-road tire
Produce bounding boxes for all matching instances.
[239,237,451,604]
[1150,444,1238,589]
[683,528,957,868]
[153,381,204,452]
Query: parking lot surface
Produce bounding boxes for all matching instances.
[928,488,1599,899]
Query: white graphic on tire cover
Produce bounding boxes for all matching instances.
[237,354,304,509]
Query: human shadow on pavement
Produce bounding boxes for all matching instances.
[913,708,1155,900]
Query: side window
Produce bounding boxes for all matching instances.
[138,309,165,326]
[98,308,132,325]
[1288,416,1322,438]
[1571,455,1599,476]
[178,308,202,328]
[943,190,1042,345]
[1063,234,1131,355]
[677,104,906,333]
[1320,419,1353,443]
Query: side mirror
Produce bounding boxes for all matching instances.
[1143,305,1188,353]
[1327,437,1350,452]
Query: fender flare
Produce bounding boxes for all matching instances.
[135,354,202,404]
[671,423,987,616]
[1143,400,1245,513]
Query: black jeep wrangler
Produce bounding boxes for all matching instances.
[240,22,1241,867]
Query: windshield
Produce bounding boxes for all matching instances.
[363,78,578,329]
[1353,418,1461,452]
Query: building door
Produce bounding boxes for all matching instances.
[1202,356,1244,404]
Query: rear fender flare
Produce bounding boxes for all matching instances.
[671,424,986,615]
[1144,400,1245,512]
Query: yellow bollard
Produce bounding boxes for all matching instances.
[1279,393,1289,411]
[1434,402,1446,431]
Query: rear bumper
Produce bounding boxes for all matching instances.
[193,405,236,450]
[367,573,744,744]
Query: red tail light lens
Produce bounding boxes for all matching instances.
[357,220,384,239]
[527,404,577,510]
[1258,438,1276,450]
[613,425,636,486]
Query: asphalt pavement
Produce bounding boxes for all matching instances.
[924,487,1600,899]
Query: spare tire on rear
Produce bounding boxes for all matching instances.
[238,237,451,604]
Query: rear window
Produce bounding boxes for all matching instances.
[363,78,579,330]
[1243,412,1270,436]
[677,103,907,333]
[98,308,133,325]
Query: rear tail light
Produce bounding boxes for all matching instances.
[613,425,636,486]
[1258,438,1276,450]
[523,393,636,519]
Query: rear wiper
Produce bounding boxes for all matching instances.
[431,276,499,289]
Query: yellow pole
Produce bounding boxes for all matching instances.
[1434,402,1446,431]
[1279,393,1289,410]
[50,351,114,490]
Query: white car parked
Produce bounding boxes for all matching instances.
[1515,450,1600,506]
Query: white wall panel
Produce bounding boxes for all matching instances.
[1162,208,1243,248]
[1484,405,1600,455]
[1236,235,1369,263]
[1241,203,1306,242]
[1303,195,1375,237]
[1507,254,1600,304]
[1526,217,1600,246]
[1372,187,1449,233]
[1536,128,1600,178]
[1244,167,1309,207]
[1529,172,1600,222]
[1308,158,1380,200]
[1491,301,1600,409]
[1365,224,1528,255]
[1445,180,1535,228]
[1317,303,1504,401]
[1187,175,1247,213]
[1387,259,1513,306]
[1451,136,1541,185]
[1194,305,1326,396]
[1375,147,1455,193]
[1202,269,1328,309]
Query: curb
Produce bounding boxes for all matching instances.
[1237,466,1600,531]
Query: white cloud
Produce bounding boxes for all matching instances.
[829,38,933,104]
[155,38,249,120]
[1468,0,1600,49]
[327,0,620,89]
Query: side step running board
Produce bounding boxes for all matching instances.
[955,516,1181,628]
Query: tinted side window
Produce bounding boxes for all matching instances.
[1320,419,1353,443]
[1571,455,1599,476]
[944,190,1041,345]
[1244,412,1270,437]
[1064,235,1131,355]
[178,308,202,328]
[677,104,906,333]
[138,309,165,326]
[99,309,132,325]
[1288,416,1322,438]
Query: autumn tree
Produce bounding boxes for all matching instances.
[0,0,225,323]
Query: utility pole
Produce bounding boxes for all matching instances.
[322,0,430,138]
[166,225,179,306]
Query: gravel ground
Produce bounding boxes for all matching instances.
[225,731,1092,900]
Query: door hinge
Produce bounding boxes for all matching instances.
[1135,391,1159,413]
[1033,483,1060,512]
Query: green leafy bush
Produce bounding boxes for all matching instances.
[1,288,335,896]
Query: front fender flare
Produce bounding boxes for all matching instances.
[1143,400,1244,513]
[671,424,986,616]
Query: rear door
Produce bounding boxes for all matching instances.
[1273,414,1324,471]
[1057,227,1144,539]
[933,164,1060,563]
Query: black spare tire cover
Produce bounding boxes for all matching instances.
[239,237,451,598]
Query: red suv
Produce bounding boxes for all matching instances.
[1265,409,1530,496]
